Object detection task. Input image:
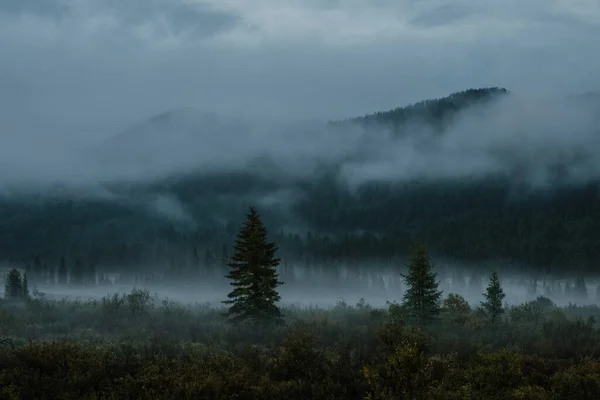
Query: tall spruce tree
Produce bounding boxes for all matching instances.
[223,207,283,324]
[4,268,23,299]
[401,243,443,326]
[71,258,84,286]
[22,273,29,298]
[57,257,68,285]
[481,271,506,325]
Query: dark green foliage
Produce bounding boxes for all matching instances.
[21,273,29,298]
[401,244,442,326]
[85,262,97,286]
[574,275,588,299]
[344,87,509,134]
[32,255,42,283]
[70,258,84,285]
[223,207,283,325]
[443,293,471,315]
[57,257,67,285]
[481,271,506,325]
[4,269,23,299]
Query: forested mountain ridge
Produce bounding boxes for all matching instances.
[1,87,600,275]
[336,87,509,133]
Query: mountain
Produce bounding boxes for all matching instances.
[1,87,600,274]
[338,87,509,133]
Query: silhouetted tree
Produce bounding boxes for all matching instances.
[481,271,505,326]
[401,244,442,326]
[86,263,97,286]
[71,258,84,285]
[574,275,588,300]
[204,249,214,267]
[4,268,23,299]
[223,207,283,324]
[32,255,42,282]
[57,257,68,285]
[22,273,29,298]
[221,244,229,264]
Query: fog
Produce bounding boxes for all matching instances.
[0,92,599,196]
[1,0,600,195]
[3,262,599,309]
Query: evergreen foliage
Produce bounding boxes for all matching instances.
[4,268,24,299]
[481,271,506,325]
[22,273,29,298]
[71,258,84,286]
[401,244,443,326]
[58,257,68,285]
[223,207,283,324]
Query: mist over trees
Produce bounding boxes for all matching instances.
[1,87,600,283]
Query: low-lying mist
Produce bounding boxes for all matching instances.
[6,261,599,309]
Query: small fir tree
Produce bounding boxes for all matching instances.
[57,257,68,285]
[223,207,283,324]
[22,272,30,298]
[481,270,506,325]
[574,275,588,299]
[401,243,443,326]
[4,268,23,299]
[32,255,42,282]
[71,258,84,286]
[86,263,97,286]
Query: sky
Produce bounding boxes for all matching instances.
[1,0,600,141]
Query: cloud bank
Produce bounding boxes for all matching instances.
[0,0,599,192]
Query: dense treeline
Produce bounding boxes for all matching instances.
[339,87,509,134]
[1,87,600,274]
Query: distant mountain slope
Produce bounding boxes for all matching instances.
[2,87,600,273]
[333,87,509,133]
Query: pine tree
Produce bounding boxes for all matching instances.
[71,258,84,286]
[221,244,229,264]
[32,255,42,283]
[223,207,283,324]
[401,244,443,326]
[204,249,214,267]
[57,257,68,285]
[86,263,97,286]
[481,271,506,325]
[4,268,23,299]
[22,273,29,298]
[574,275,588,300]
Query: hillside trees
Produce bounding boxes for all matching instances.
[223,207,283,324]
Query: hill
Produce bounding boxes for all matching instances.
[1,87,600,276]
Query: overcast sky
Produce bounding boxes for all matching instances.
[1,0,599,140]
